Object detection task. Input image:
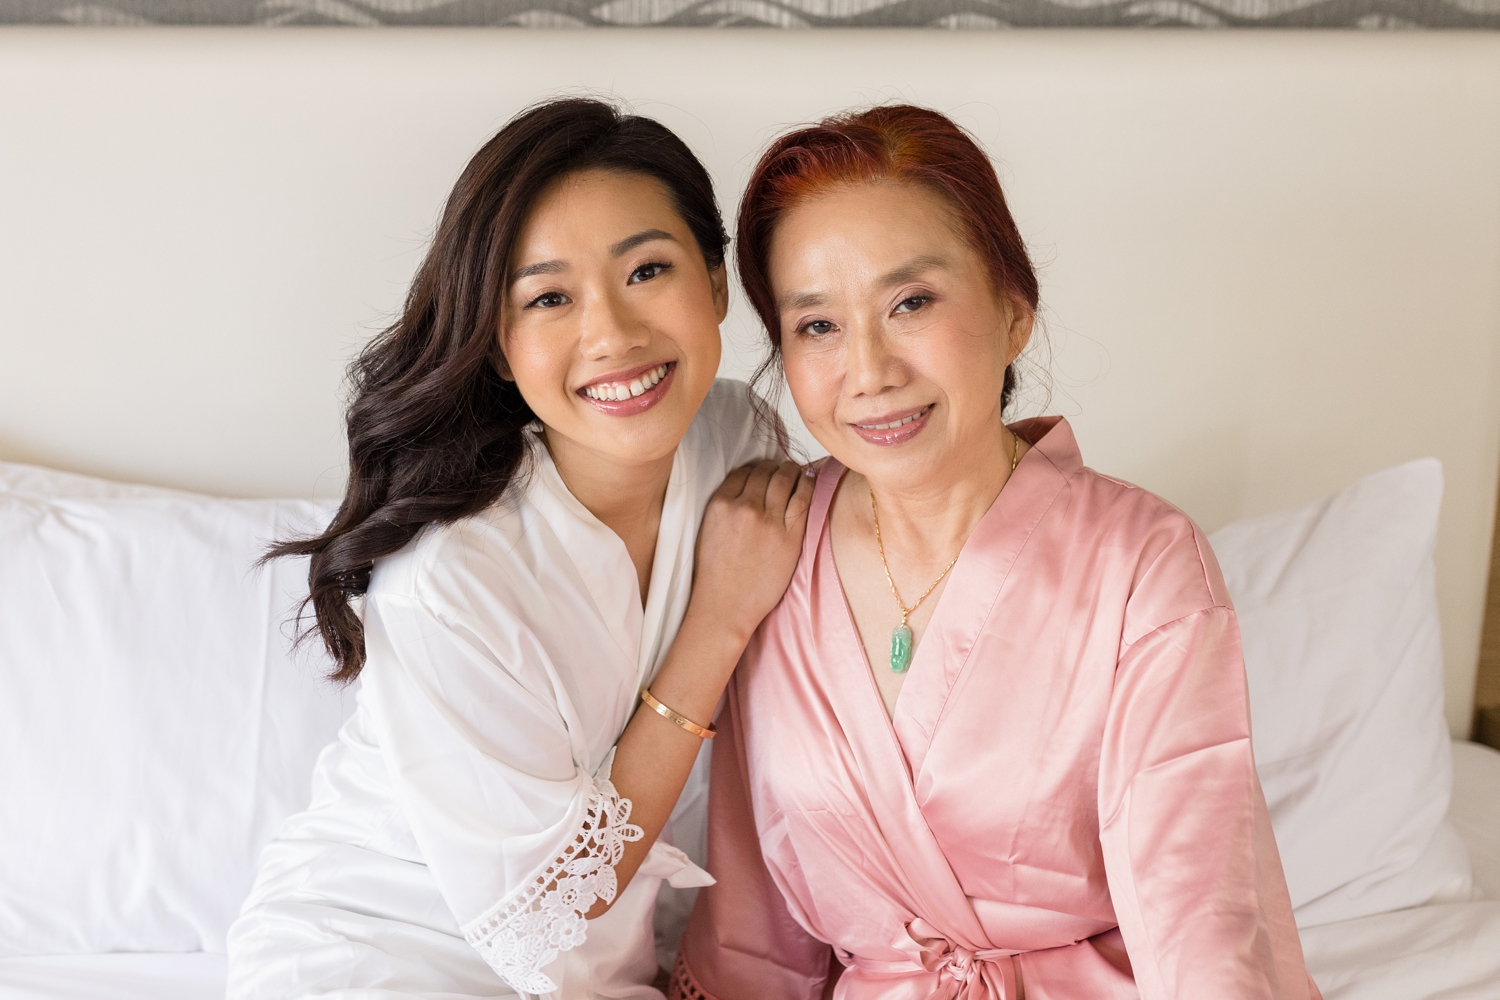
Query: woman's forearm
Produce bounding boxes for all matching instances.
[585,606,752,918]
[586,458,811,918]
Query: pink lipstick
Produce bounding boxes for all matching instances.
[850,404,932,446]
[578,361,676,417]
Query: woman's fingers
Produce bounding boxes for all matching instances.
[713,462,755,502]
[760,460,803,514]
[736,459,780,507]
[689,459,814,646]
[783,463,816,530]
[725,460,811,529]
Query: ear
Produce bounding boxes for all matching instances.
[1005,297,1035,365]
[493,325,516,381]
[710,262,730,324]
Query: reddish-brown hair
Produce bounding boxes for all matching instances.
[736,105,1037,411]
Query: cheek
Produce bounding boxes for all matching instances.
[654,280,721,346]
[926,322,1009,405]
[503,326,573,401]
[781,341,842,422]
[677,301,724,358]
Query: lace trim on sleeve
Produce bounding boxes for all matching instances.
[669,950,719,1000]
[461,778,644,995]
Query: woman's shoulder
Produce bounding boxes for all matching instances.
[696,377,759,422]
[1016,417,1198,549]
[1065,465,1234,640]
[366,494,535,615]
[683,378,784,473]
[1071,465,1195,536]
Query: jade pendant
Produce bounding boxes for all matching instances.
[890,623,914,674]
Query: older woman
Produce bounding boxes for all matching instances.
[671,107,1320,1000]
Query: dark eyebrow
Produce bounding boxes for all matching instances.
[509,230,678,286]
[509,259,567,285]
[878,254,949,288]
[610,229,677,257]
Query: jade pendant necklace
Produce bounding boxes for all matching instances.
[870,434,1022,674]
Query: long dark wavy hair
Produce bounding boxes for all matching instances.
[269,98,728,683]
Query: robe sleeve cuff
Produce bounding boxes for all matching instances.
[460,775,644,994]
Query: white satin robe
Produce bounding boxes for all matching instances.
[226,380,776,1000]
[675,416,1320,1000]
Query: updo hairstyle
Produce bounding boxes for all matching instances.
[735,104,1038,411]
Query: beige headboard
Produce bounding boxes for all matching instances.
[1,29,1498,737]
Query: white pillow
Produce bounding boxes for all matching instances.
[0,462,351,956]
[1210,459,1472,928]
[0,460,195,501]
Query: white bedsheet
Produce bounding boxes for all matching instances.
[1303,902,1500,1000]
[1303,741,1500,1000]
[3,743,1497,1000]
[0,953,225,1000]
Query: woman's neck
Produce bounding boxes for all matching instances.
[860,427,1024,565]
[543,428,676,604]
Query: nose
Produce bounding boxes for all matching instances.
[579,285,651,361]
[843,320,903,398]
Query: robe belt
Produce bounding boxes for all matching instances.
[849,919,1024,1000]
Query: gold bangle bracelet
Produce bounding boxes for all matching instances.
[639,688,716,740]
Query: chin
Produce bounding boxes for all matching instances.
[591,413,694,465]
[846,439,943,483]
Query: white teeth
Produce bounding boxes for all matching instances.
[858,407,929,431]
[583,364,669,401]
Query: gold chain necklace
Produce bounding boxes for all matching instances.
[870,433,1022,674]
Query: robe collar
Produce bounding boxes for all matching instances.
[801,417,1083,954]
[522,424,690,687]
[895,415,1078,778]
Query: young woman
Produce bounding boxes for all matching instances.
[225,99,812,1000]
[673,107,1320,1000]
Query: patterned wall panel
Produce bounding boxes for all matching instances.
[3,0,1497,30]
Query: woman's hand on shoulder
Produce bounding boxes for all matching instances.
[689,460,815,648]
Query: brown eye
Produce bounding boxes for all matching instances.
[799,320,835,337]
[894,295,931,314]
[526,291,569,310]
[629,262,672,284]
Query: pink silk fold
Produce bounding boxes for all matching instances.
[675,417,1321,1000]
[859,918,1022,999]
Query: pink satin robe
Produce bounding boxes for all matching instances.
[673,417,1320,1000]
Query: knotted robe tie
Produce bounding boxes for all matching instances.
[851,919,1023,1000]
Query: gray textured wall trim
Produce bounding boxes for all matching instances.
[4,0,1498,26]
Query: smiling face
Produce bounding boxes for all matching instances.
[502,168,727,472]
[770,179,1032,494]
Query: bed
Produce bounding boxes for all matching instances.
[0,751,1496,1000]
[2,454,1498,999]
[1297,742,1500,1000]
[4,742,1491,1000]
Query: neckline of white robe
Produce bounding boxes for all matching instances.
[523,425,691,691]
